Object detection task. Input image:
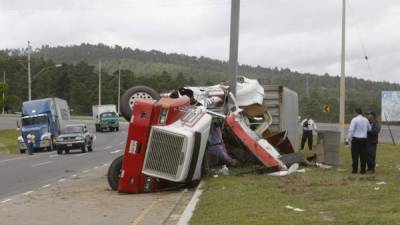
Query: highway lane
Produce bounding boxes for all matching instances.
[0,123,128,200]
[0,115,19,129]
[318,123,400,143]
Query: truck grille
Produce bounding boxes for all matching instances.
[143,128,186,181]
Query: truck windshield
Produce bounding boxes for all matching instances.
[21,115,48,126]
[64,126,83,134]
[101,112,116,118]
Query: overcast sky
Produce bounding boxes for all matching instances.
[1,0,399,83]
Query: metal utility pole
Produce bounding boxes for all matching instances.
[339,0,346,141]
[306,75,310,98]
[228,0,240,97]
[98,60,102,106]
[2,71,5,114]
[27,41,32,101]
[118,64,121,115]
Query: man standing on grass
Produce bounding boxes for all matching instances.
[346,108,371,174]
[366,112,381,174]
[300,113,317,151]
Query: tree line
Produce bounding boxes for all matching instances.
[2,43,400,122]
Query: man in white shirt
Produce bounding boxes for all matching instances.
[346,108,371,174]
[300,113,317,151]
[26,133,35,155]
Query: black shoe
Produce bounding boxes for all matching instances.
[366,170,375,174]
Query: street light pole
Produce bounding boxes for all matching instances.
[2,71,5,114]
[339,0,346,141]
[118,64,121,115]
[27,41,32,101]
[98,60,102,106]
[228,0,240,98]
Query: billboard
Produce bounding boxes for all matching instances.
[382,91,400,122]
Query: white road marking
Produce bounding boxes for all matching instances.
[83,170,90,173]
[71,174,78,178]
[32,161,52,167]
[110,149,122,154]
[0,152,53,164]
[49,154,59,158]
[42,184,51,188]
[22,191,33,196]
[94,166,99,169]
[104,146,113,150]
[58,178,65,183]
[75,153,85,157]
[102,163,109,167]
[1,198,12,204]
[119,141,125,145]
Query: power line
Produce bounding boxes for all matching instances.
[347,0,373,77]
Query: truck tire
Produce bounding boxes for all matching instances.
[88,145,93,152]
[120,86,160,122]
[107,155,123,191]
[116,127,119,132]
[20,149,26,154]
[81,145,87,153]
[65,149,70,154]
[57,148,62,155]
[49,138,54,152]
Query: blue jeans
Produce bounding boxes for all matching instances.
[28,143,34,155]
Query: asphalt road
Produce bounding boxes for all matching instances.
[318,123,400,143]
[0,122,128,200]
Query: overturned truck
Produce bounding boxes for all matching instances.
[107,77,300,193]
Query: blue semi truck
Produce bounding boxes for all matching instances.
[17,98,71,153]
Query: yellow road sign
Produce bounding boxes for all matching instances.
[322,105,331,113]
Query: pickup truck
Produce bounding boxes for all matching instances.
[55,124,94,154]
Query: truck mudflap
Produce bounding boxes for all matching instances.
[225,113,287,170]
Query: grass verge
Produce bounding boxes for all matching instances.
[190,143,400,225]
[0,129,20,155]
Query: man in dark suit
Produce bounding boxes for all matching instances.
[366,112,381,174]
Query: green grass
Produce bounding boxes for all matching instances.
[0,129,20,155]
[190,143,400,225]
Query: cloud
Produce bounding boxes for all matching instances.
[0,0,399,83]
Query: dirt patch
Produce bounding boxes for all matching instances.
[320,211,336,222]
[0,166,186,225]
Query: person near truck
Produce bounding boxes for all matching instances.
[26,133,36,155]
[366,112,381,174]
[300,113,317,151]
[346,108,371,174]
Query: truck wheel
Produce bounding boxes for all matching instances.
[20,149,26,154]
[108,155,123,191]
[116,127,119,132]
[81,145,87,153]
[49,138,54,152]
[57,148,62,155]
[88,145,93,152]
[65,149,70,154]
[120,86,160,122]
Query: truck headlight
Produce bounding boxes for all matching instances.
[18,136,24,142]
[56,137,63,141]
[75,136,84,141]
[41,134,51,140]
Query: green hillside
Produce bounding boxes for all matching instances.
[1,43,399,122]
